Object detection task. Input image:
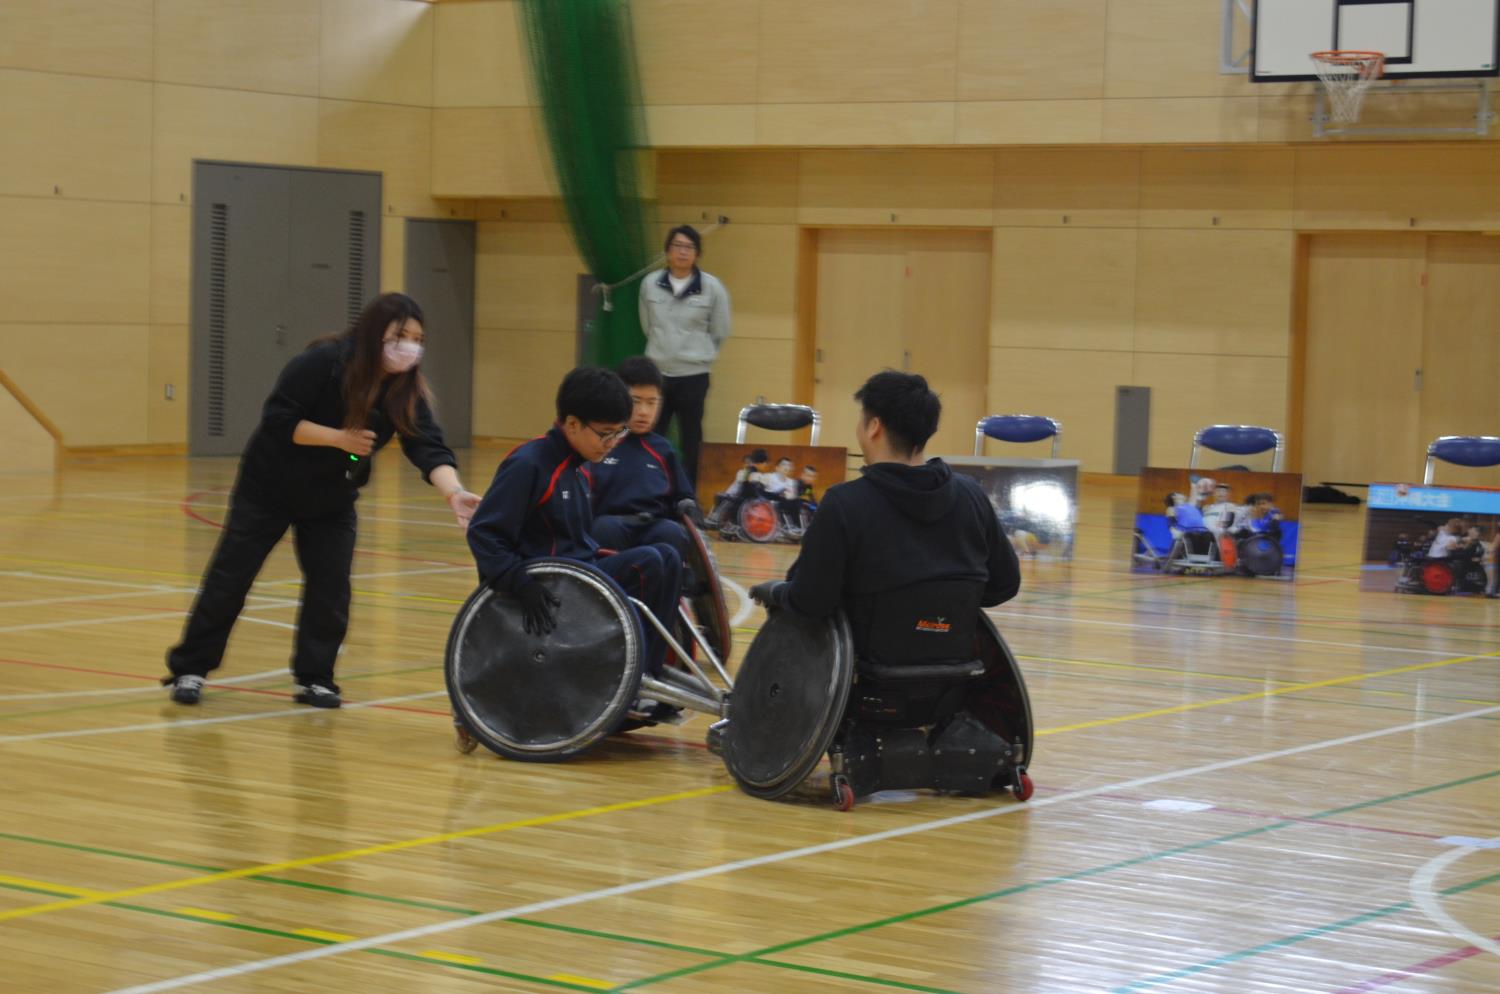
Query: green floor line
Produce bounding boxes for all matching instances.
[1113,869,1500,994]
[608,767,1500,991]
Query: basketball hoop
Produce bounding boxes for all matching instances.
[1310,50,1386,123]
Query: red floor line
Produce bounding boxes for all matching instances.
[1328,937,1497,994]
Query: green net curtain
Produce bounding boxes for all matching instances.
[520,0,655,368]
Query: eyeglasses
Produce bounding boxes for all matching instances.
[587,423,630,444]
[667,241,697,251]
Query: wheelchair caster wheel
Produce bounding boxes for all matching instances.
[454,724,478,755]
[1010,770,1033,802]
[832,775,855,811]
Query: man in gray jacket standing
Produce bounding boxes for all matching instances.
[638,224,731,486]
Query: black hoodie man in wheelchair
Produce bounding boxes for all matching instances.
[748,371,1021,667]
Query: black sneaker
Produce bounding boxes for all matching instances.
[168,674,204,705]
[294,683,342,709]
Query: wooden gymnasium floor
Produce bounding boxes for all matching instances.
[1,452,1498,994]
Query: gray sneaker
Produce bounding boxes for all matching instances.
[294,683,342,709]
[169,674,205,705]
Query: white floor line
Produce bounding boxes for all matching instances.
[988,609,1463,658]
[0,690,446,745]
[0,571,184,592]
[99,702,1500,994]
[0,597,296,636]
[0,667,289,702]
[722,576,751,627]
[0,587,185,610]
[1409,838,1500,959]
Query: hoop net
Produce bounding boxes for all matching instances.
[1311,51,1385,123]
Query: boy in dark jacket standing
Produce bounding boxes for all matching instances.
[466,367,683,678]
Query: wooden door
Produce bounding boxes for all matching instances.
[1419,234,1500,486]
[812,228,991,458]
[1302,234,1425,484]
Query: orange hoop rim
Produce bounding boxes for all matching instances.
[1311,50,1386,71]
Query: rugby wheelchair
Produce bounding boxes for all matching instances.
[974,414,1062,457]
[1395,547,1490,596]
[713,582,1033,811]
[711,402,821,543]
[446,516,735,760]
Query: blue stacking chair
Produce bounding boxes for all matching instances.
[736,403,821,446]
[1189,425,1284,472]
[973,415,1062,457]
[1423,435,1500,484]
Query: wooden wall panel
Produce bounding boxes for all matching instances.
[688,224,798,343]
[993,149,1140,228]
[1295,146,1500,231]
[756,102,956,146]
[320,0,433,107]
[433,0,530,108]
[474,222,582,332]
[797,150,993,227]
[1135,229,1293,357]
[958,0,1107,101]
[0,199,150,324]
[155,0,321,95]
[757,0,958,104]
[957,100,1105,145]
[1104,0,1249,98]
[317,101,436,216]
[151,205,191,327]
[472,328,575,439]
[152,84,321,204]
[0,71,152,203]
[988,347,1133,470]
[1139,147,1294,230]
[654,151,800,225]
[148,325,189,445]
[1419,235,1500,448]
[431,107,554,198]
[644,106,759,148]
[0,325,149,446]
[0,0,153,80]
[633,0,760,107]
[1102,96,1260,144]
[1135,353,1288,469]
[991,228,1138,352]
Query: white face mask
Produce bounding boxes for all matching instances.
[383,340,423,373]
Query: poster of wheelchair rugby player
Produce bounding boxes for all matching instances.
[946,460,1078,561]
[696,442,848,543]
[1131,468,1303,578]
[1360,483,1500,598]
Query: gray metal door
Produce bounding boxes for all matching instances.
[404,219,475,448]
[190,163,381,457]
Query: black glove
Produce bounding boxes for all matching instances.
[516,581,560,635]
[748,580,788,610]
[677,497,706,528]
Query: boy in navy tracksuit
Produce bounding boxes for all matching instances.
[466,366,683,677]
[586,357,702,555]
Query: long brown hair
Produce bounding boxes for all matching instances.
[326,293,434,435]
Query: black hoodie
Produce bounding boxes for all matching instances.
[783,459,1020,653]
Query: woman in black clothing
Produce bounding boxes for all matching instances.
[163,293,479,708]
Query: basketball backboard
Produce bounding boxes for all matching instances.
[1252,0,1500,82]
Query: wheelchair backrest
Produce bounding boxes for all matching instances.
[852,579,984,668]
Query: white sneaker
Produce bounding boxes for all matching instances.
[169,674,204,705]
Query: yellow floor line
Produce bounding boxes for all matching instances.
[0,784,730,924]
[293,927,356,942]
[547,973,613,989]
[420,950,483,966]
[174,907,236,921]
[0,873,100,898]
